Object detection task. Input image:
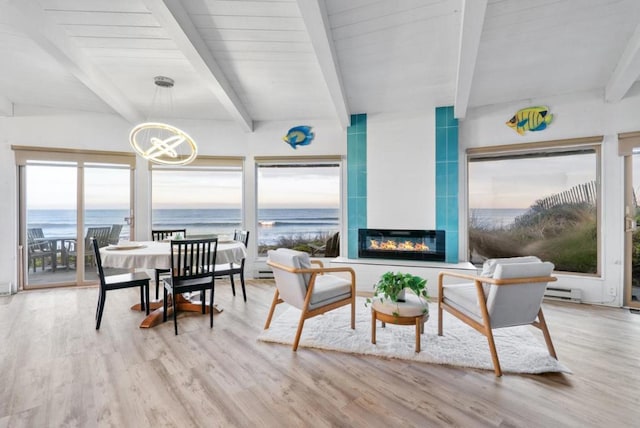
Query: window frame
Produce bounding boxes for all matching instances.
[150,156,245,238]
[465,136,603,276]
[254,155,344,257]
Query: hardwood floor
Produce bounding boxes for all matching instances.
[1,280,639,427]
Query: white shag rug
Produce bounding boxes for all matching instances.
[258,298,571,375]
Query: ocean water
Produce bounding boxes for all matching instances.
[469,208,528,229]
[27,208,340,246]
[28,208,522,244]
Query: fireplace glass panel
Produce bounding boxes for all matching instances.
[358,229,445,261]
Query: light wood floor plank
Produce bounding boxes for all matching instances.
[1,280,639,427]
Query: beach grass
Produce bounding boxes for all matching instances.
[470,202,597,274]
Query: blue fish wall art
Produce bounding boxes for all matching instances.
[283,126,314,149]
[506,106,553,135]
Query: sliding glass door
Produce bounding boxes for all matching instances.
[17,149,136,289]
[625,153,640,308]
[24,163,78,287]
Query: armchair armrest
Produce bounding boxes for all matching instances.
[267,260,355,278]
[438,270,557,287]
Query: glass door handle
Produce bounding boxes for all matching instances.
[625,215,636,232]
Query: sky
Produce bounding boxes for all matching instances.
[25,152,606,211]
[26,163,340,210]
[468,151,596,209]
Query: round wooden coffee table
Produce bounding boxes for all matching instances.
[371,294,429,352]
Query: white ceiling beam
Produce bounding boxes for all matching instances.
[0,0,143,123]
[143,0,253,132]
[605,23,640,103]
[454,0,487,119]
[0,95,13,116]
[297,0,350,128]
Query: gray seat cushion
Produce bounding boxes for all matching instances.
[268,248,352,310]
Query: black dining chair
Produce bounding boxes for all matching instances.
[151,228,187,299]
[91,237,150,330]
[214,230,249,302]
[163,238,218,335]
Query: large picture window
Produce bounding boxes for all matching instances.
[256,158,342,256]
[151,158,243,237]
[467,139,600,274]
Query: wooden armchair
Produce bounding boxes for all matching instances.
[27,227,56,272]
[264,248,355,351]
[66,226,111,268]
[438,257,558,376]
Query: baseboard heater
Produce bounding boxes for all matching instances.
[544,287,581,303]
[255,269,274,279]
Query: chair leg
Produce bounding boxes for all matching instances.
[437,301,444,336]
[139,286,145,312]
[485,328,502,377]
[210,285,215,328]
[239,270,247,302]
[292,313,307,352]
[229,274,236,296]
[350,297,355,329]
[163,287,169,322]
[537,308,557,359]
[264,290,280,329]
[144,283,150,315]
[173,292,179,335]
[155,270,161,300]
[96,289,107,330]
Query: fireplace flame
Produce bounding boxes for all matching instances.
[369,239,429,252]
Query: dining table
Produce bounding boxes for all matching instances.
[100,239,247,328]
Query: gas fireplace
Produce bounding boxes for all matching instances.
[358,229,445,262]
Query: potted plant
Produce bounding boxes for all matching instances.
[366,271,429,316]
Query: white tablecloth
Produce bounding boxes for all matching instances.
[100,240,246,270]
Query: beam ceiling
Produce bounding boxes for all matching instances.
[454,0,487,119]
[605,22,640,103]
[297,0,350,128]
[0,0,143,123]
[142,0,254,132]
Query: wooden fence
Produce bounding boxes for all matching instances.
[536,180,597,210]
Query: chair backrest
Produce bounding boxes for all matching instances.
[108,224,123,244]
[170,238,217,282]
[267,248,311,309]
[480,256,541,295]
[325,231,340,257]
[86,227,112,248]
[153,229,187,241]
[27,227,45,241]
[485,261,555,328]
[27,228,49,251]
[233,229,250,247]
[90,237,106,287]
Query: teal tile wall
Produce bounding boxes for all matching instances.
[347,114,367,258]
[435,106,459,262]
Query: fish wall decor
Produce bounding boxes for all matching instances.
[506,106,553,135]
[283,126,314,149]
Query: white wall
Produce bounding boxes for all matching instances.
[367,111,436,228]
